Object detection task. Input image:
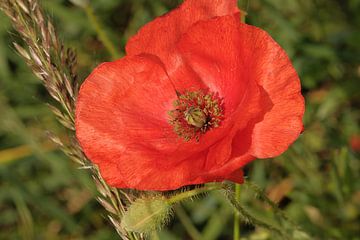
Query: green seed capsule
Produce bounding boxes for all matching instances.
[184,107,207,128]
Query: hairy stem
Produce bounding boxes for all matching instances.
[233,184,241,240]
[223,184,290,239]
[244,181,309,237]
[167,184,223,204]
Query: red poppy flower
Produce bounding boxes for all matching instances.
[75,0,304,191]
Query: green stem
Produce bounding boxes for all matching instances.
[244,181,303,232]
[167,184,222,204]
[224,185,289,239]
[175,205,202,240]
[84,5,121,60]
[233,184,241,240]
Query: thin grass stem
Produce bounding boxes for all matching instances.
[84,5,121,60]
[174,205,202,240]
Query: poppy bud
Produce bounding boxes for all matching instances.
[121,196,172,233]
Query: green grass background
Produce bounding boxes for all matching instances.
[0,0,359,239]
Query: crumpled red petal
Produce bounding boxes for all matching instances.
[75,54,176,189]
[241,26,305,158]
[177,13,247,116]
[125,0,239,92]
[126,0,239,56]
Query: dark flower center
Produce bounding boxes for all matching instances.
[168,90,224,141]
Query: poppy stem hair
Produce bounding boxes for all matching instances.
[167,183,223,204]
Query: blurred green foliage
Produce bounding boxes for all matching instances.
[0,0,359,239]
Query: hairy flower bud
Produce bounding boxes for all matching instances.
[121,196,172,233]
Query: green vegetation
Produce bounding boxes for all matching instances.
[0,0,359,239]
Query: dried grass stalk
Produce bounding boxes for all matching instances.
[0,0,143,239]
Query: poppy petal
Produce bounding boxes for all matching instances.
[75,54,179,187]
[126,0,239,55]
[119,135,245,190]
[238,26,305,158]
[177,13,249,115]
[125,0,239,92]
